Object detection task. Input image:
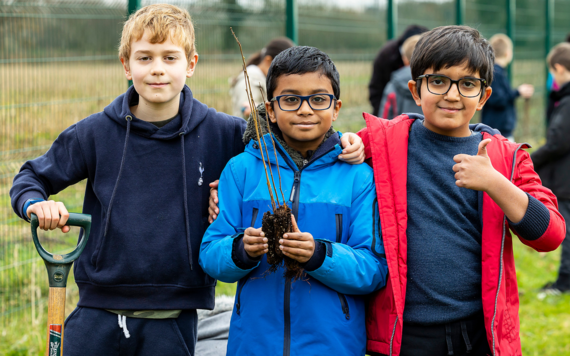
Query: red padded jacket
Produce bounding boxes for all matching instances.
[359,113,565,356]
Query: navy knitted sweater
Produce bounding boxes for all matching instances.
[404,119,550,324]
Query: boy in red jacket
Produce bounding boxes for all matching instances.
[360,26,566,356]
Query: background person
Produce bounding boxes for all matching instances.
[532,42,570,298]
[378,34,423,119]
[229,37,294,118]
[481,34,534,141]
[368,24,428,115]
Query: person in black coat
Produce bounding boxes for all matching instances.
[532,43,570,297]
[368,25,428,115]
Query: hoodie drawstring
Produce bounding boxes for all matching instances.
[117,314,130,338]
[180,132,193,269]
[103,116,132,237]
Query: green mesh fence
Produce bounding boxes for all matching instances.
[1,0,570,353]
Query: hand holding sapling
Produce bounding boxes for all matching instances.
[244,227,269,258]
[280,215,315,264]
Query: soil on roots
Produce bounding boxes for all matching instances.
[261,205,304,281]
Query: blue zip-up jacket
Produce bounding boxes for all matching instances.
[10,85,246,310]
[200,132,388,356]
[481,64,520,138]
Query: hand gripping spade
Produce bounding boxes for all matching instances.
[31,213,91,356]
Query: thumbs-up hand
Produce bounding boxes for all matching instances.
[452,138,500,191]
[279,214,315,263]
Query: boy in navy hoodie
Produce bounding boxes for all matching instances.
[9,5,364,356]
[200,46,387,356]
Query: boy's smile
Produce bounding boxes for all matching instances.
[266,72,341,157]
[408,63,492,137]
[121,30,198,121]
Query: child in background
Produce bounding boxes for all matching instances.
[378,34,423,120]
[481,34,534,141]
[532,42,570,298]
[361,26,565,356]
[229,37,294,118]
[200,46,388,356]
[9,5,364,355]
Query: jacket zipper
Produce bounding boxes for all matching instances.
[490,144,525,355]
[278,146,336,356]
[337,292,350,319]
[335,214,343,243]
[235,278,248,315]
[389,316,398,356]
[236,208,260,316]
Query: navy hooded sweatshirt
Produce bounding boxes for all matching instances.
[10,85,246,310]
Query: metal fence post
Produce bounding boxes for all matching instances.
[286,0,298,44]
[127,0,141,87]
[456,0,465,25]
[387,0,397,40]
[506,0,515,82]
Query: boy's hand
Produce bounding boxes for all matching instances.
[339,132,365,164]
[208,180,219,223]
[453,139,502,192]
[518,84,534,99]
[244,227,268,258]
[27,200,70,233]
[280,215,315,263]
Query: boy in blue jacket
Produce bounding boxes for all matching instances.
[9,5,364,356]
[200,46,388,356]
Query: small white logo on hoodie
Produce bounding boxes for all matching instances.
[198,162,204,186]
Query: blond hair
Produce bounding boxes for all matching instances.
[119,4,196,65]
[547,42,570,71]
[402,35,421,62]
[489,34,512,59]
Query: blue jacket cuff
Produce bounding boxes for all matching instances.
[508,193,550,241]
[231,234,261,270]
[22,198,45,222]
[302,241,326,272]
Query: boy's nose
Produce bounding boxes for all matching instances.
[445,82,461,101]
[296,99,314,115]
[150,61,165,76]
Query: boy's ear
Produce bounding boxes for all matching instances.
[120,58,132,81]
[476,86,493,111]
[187,54,199,78]
[332,99,342,122]
[265,101,277,123]
[408,80,422,106]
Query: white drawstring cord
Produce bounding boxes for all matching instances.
[117,314,131,338]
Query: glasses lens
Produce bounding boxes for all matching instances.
[458,78,482,97]
[426,75,451,95]
[278,96,302,110]
[309,95,332,110]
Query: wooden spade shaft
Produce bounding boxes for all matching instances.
[46,287,66,356]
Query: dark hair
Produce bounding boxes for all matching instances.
[411,26,495,89]
[266,46,340,101]
[397,25,429,46]
[245,37,295,67]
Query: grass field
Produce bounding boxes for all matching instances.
[0,59,565,355]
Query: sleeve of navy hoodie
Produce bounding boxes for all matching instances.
[199,158,259,283]
[10,124,88,219]
[306,174,388,295]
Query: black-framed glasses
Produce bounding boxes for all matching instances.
[271,94,336,111]
[416,74,487,98]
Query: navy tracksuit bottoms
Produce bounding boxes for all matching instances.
[63,307,197,356]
